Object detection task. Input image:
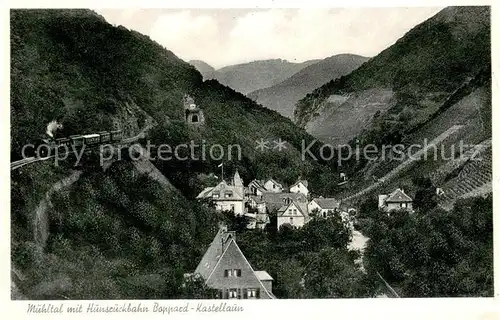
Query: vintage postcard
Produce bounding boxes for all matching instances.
[5,1,498,319]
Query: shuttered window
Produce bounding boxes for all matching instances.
[228,289,238,298]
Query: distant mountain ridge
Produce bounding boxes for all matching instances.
[248,54,369,119]
[189,60,215,79]
[294,6,490,145]
[190,58,320,95]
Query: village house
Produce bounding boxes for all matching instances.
[192,226,275,299]
[197,171,245,215]
[289,179,309,198]
[308,197,340,218]
[277,200,308,230]
[378,188,413,212]
[261,192,308,215]
[263,179,284,193]
[245,195,269,229]
[247,179,267,196]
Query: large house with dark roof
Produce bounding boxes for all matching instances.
[197,171,245,215]
[260,192,308,215]
[193,226,275,299]
[378,188,413,212]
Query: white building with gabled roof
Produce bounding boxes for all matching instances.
[277,200,307,230]
[289,179,309,198]
[197,172,245,214]
[378,188,413,212]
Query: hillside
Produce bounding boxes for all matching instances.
[337,69,491,207]
[189,59,215,79]
[248,54,369,119]
[207,58,320,95]
[11,9,344,299]
[295,6,490,147]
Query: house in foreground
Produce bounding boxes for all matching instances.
[193,226,275,299]
[378,188,413,212]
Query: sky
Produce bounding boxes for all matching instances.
[95,7,444,69]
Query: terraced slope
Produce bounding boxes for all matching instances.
[341,125,464,203]
[438,146,492,210]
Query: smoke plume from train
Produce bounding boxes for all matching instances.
[46,120,63,138]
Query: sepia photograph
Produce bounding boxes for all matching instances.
[9,5,492,303]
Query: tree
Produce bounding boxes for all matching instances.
[363,195,493,297]
[303,248,374,298]
[413,176,437,212]
[180,273,219,299]
[300,214,352,251]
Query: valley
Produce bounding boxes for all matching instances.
[9,6,492,301]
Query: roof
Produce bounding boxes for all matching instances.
[195,227,275,299]
[197,187,214,199]
[233,170,243,187]
[311,198,339,209]
[248,180,267,193]
[261,192,308,213]
[83,134,100,138]
[385,188,413,203]
[196,181,244,200]
[290,180,309,189]
[250,195,266,204]
[194,228,234,279]
[264,178,283,189]
[255,271,273,281]
[277,200,307,217]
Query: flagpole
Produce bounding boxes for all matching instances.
[221,162,224,182]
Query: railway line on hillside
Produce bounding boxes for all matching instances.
[10,120,153,172]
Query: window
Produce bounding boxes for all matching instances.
[288,209,292,214]
[230,204,235,211]
[247,288,259,298]
[290,217,294,224]
[213,193,219,198]
[228,289,238,298]
[225,192,233,198]
[402,203,407,208]
[191,114,199,123]
[323,211,327,218]
[235,269,241,277]
[224,269,233,277]
[293,209,297,215]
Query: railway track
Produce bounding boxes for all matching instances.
[10,124,152,171]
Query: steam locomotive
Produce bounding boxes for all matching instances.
[25,130,123,158]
